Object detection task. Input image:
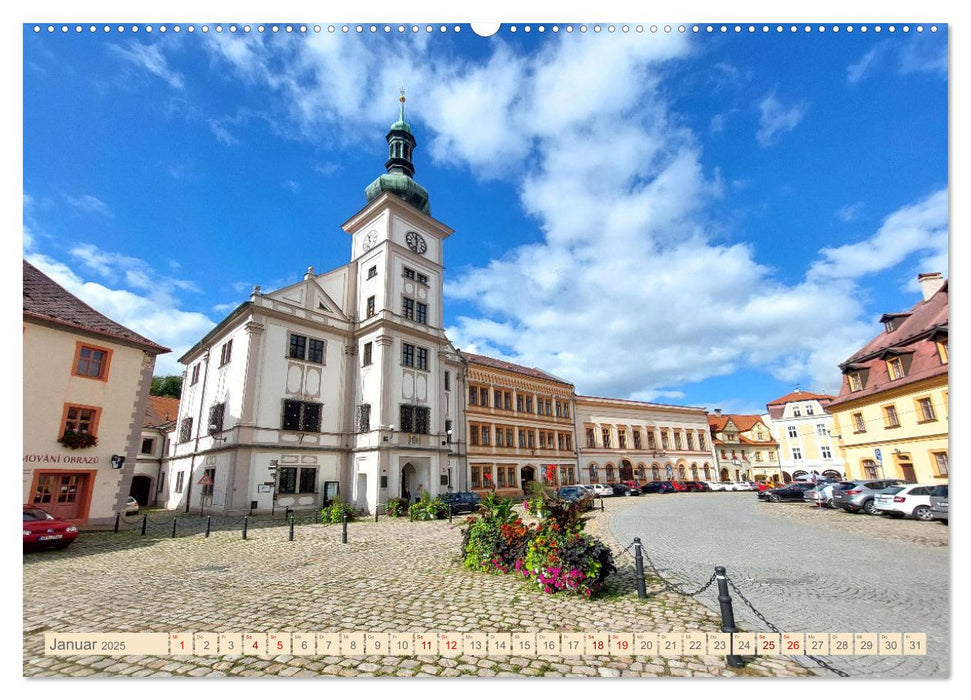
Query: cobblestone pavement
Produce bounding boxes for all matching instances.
[611,493,949,678]
[23,501,812,679]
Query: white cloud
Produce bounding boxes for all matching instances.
[756,94,807,147]
[209,118,240,146]
[25,253,216,375]
[109,42,184,89]
[809,189,948,282]
[65,194,112,217]
[282,180,301,193]
[847,40,947,85]
[836,201,864,222]
[847,46,884,84]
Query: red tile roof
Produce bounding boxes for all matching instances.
[829,281,948,409]
[462,352,572,386]
[23,260,170,353]
[766,390,836,406]
[145,396,180,427]
[708,414,766,432]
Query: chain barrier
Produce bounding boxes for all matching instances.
[617,539,718,597]
[727,576,850,678]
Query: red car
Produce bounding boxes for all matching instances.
[23,505,79,551]
[670,480,691,492]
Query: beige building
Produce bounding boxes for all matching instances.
[23,260,170,525]
[708,412,782,483]
[576,396,715,484]
[133,395,179,508]
[763,390,845,481]
[463,353,577,496]
[827,273,948,484]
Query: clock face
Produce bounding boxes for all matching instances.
[362,231,377,252]
[405,231,427,255]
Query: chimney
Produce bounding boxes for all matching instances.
[918,272,944,301]
[714,408,722,416]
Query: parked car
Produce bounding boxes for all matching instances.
[588,483,613,498]
[804,481,847,508]
[755,481,780,492]
[706,481,726,491]
[759,482,817,502]
[929,485,948,524]
[670,481,691,492]
[875,484,939,520]
[609,482,636,496]
[557,486,595,509]
[682,481,712,492]
[124,496,139,515]
[441,491,481,514]
[23,505,79,551]
[832,479,911,515]
[642,481,676,494]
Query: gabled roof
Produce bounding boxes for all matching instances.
[461,352,572,386]
[145,396,180,427]
[708,414,766,433]
[23,260,170,354]
[765,390,836,407]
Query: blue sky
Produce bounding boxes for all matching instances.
[22,21,948,414]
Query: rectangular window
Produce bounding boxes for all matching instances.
[282,400,323,432]
[505,428,513,446]
[539,432,546,448]
[787,426,798,439]
[887,357,905,380]
[586,428,595,448]
[444,371,450,391]
[661,432,669,450]
[516,395,524,412]
[61,405,99,438]
[208,402,226,433]
[933,451,949,476]
[416,302,427,324]
[494,389,503,408]
[363,342,373,366]
[402,343,416,367]
[480,387,489,406]
[883,404,900,428]
[699,432,706,450]
[821,446,832,459]
[469,386,477,405]
[525,397,533,413]
[853,412,866,433]
[674,432,683,450]
[504,392,512,410]
[278,467,316,495]
[220,339,233,366]
[816,423,828,436]
[495,427,504,446]
[545,399,552,416]
[527,431,535,448]
[633,431,642,449]
[358,404,371,433]
[175,471,185,493]
[140,438,155,455]
[938,341,948,364]
[178,417,193,443]
[519,429,527,447]
[289,334,306,360]
[403,267,416,280]
[754,451,762,462]
[647,432,656,450]
[471,466,481,489]
[917,397,936,422]
[308,338,325,364]
[417,272,428,285]
[685,433,693,451]
[366,296,375,318]
[806,406,814,415]
[367,265,377,279]
[416,347,428,370]
[618,431,627,449]
[399,405,431,434]
[469,425,479,446]
[565,435,571,451]
[848,372,863,392]
[479,425,489,446]
[497,467,505,487]
[402,297,415,320]
[73,342,111,380]
[191,363,200,385]
[602,428,611,449]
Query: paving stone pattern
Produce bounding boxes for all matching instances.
[610,492,949,678]
[23,501,812,678]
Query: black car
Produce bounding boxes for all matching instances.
[681,481,712,492]
[558,486,596,509]
[441,491,481,514]
[609,483,636,496]
[759,482,818,502]
[642,481,676,494]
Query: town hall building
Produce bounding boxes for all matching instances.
[162,95,467,515]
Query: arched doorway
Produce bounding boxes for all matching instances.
[520,465,536,494]
[651,464,661,481]
[782,471,793,483]
[691,464,699,480]
[620,459,634,482]
[129,475,152,506]
[677,465,686,480]
[636,464,646,483]
[822,469,841,479]
[720,467,730,481]
[793,470,808,480]
[665,464,674,480]
[605,463,616,482]
[703,464,711,480]
[401,463,417,501]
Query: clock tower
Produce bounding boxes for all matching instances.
[341,93,466,512]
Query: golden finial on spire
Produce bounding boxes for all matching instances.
[398,87,406,121]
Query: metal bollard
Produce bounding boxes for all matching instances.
[242,516,249,540]
[375,508,379,523]
[448,503,453,523]
[341,514,348,544]
[600,496,605,512]
[285,507,292,521]
[171,519,178,538]
[714,565,745,667]
[289,515,295,541]
[205,515,212,538]
[314,509,319,524]
[632,537,647,599]
[140,515,147,536]
[114,512,120,533]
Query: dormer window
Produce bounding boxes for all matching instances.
[848,371,865,392]
[887,357,905,380]
[793,406,801,417]
[806,405,814,415]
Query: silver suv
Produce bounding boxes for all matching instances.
[832,479,911,515]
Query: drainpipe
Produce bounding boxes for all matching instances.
[184,346,212,513]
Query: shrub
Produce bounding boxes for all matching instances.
[408,492,448,521]
[385,497,408,518]
[320,500,355,524]
[519,526,616,597]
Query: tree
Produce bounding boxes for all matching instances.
[151,375,183,398]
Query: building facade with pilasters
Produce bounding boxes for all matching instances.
[163,98,467,515]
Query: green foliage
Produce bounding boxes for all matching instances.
[150,375,183,398]
[408,491,448,521]
[520,526,616,597]
[385,497,408,518]
[320,500,356,524]
[58,429,98,450]
[477,491,518,524]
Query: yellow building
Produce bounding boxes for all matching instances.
[827,274,948,484]
[763,390,845,481]
[23,261,170,525]
[463,353,577,496]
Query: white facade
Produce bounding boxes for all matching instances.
[763,392,845,480]
[162,190,466,515]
